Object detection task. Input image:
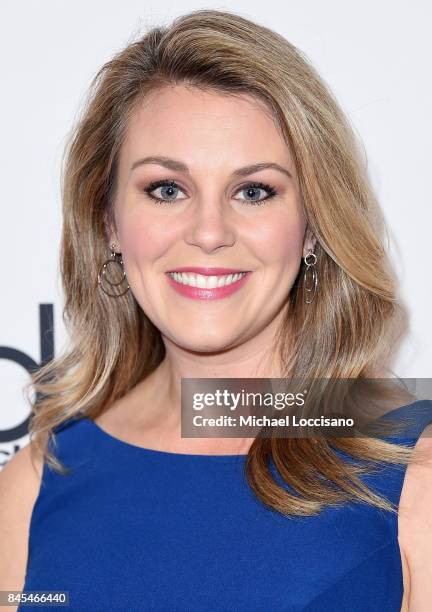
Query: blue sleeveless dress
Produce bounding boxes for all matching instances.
[20,399,432,611]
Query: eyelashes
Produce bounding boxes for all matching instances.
[142,178,278,206]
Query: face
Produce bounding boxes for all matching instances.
[109,84,315,353]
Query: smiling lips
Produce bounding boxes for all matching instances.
[165,267,252,300]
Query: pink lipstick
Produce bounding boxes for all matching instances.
[165,268,252,300]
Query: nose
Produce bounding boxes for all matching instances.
[184,198,236,254]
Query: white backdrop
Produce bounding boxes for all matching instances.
[1,0,430,465]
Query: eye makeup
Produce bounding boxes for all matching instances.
[141,178,278,206]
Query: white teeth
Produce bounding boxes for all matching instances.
[169,272,247,288]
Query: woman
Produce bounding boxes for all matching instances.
[1,8,431,611]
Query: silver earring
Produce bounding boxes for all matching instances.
[303,248,317,304]
[97,243,130,297]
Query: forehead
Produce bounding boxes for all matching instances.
[119,85,293,172]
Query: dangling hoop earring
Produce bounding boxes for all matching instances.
[97,243,130,298]
[303,248,318,304]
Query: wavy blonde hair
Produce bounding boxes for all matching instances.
[25,8,423,517]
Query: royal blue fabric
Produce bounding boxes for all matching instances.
[20,399,432,611]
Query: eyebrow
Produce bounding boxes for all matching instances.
[129,155,293,179]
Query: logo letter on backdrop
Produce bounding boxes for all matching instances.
[0,304,54,450]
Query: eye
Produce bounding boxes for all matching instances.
[234,181,278,205]
[143,179,187,204]
[142,179,278,205]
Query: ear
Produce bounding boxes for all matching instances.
[302,227,317,258]
[103,212,119,251]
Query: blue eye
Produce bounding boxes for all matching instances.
[143,179,186,204]
[143,179,278,205]
[235,182,277,205]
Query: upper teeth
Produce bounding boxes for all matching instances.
[169,272,247,288]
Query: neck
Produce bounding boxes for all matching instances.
[141,309,291,430]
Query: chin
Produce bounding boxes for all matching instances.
[171,331,240,354]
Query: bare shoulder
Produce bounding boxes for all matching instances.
[0,441,44,592]
[398,422,432,609]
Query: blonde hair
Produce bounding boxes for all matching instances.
[25,8,421,517]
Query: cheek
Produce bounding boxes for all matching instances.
[117,212,174,262]
[249,211,306,264]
